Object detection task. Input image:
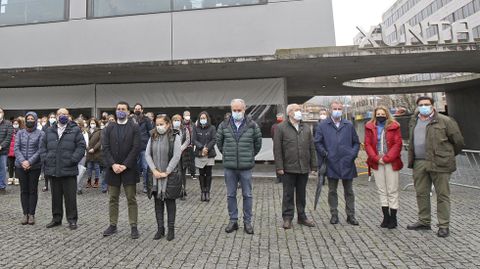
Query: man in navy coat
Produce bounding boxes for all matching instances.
[315,101,360,226]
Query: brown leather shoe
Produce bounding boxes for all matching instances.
[298,218,316,227]
[282,219,293,229]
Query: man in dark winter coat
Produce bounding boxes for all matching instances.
[274,104,317,229]
[133,103,154,193]
[315,101,360,226]
[0,107,13,194]
[102,101,141,239]
[40,108,86,230]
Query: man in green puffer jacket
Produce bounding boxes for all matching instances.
[217,99,262,235]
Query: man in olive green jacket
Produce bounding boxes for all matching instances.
[274,104,317,229]
[217,99,262,235]
[406,96,464,238]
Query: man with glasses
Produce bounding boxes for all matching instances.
[406,96,464,238]
[217,99,262,235]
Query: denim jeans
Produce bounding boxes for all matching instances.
[137,151,148,188]
[224,168,253,224]
[87,161,101,179]
[0,155,7,189]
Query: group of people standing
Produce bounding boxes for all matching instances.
[0,98,262,240]
[272,96,464,238]
[0,94,464,241]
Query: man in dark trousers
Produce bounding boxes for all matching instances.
[41,108,86,230]
[102,101,141,239]
[132,103,154,193]
[315,100,361,226]
[274,104,317,229]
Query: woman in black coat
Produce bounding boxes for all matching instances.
[192,111,216,202]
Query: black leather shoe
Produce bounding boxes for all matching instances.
[154,227,165,240]
[68,222,78,230]
[131,226,140,239]
[244,223,254,234]
[103,225,117,236]
[166,228,175,241]
[45,221,61,229]
[406,222,431,230]
[225,222,239,233]
[330,215,339,224]
[347,216,359,226]
[437,228,450,238]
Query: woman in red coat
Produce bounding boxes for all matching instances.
[365,106,403,229]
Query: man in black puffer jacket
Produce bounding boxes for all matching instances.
[40,108,86,230]
[0,107,13,193]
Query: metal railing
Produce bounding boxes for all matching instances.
[401,149,480,191]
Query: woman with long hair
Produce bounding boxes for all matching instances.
[365,106,403,229]
[145,115,182,241]
[192,111,216,202]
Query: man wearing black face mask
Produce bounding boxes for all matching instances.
[133,103,154,193]
[102,101,141,239]
[40,108,86,230]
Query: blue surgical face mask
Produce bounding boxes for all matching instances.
[332,110,343,119]
[173,121,181,129]
[58,115,69,125]
[116,111,127,120]
[418,105,432,116]
[232,111,244,121]
[200,119,208,125]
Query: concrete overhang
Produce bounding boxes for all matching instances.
[1,43,479,101]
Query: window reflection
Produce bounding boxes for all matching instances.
[0,0,66,26]
[89,0,267,18]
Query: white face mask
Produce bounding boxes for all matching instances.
[156,126,167,134]
[0,113,3,120]
[13,124,19,129]
[184,116,191,121]
[319,115,327,120]
[49,118,56,124]
[100,125,105,130]
[90,124,96,129]
[293,111,303,121]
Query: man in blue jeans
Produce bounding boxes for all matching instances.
[217,99,262,234]
[0,107,13,194]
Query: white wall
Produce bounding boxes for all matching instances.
[0,0,335,69]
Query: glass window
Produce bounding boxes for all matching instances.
[0,0,67,26]
[90,0,171,17]
[173,0,267,11]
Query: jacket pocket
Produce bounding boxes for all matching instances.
[434,150,453,168]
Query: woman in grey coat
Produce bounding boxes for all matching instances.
[145,115,182,241]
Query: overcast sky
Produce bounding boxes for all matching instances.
[332,0,397,46]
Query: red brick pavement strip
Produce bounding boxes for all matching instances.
[0,174,479,268]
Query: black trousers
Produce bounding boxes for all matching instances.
[282,173,309,220]
[16,168,41,215]
[154,198,176,229]
[50,176,78,223]
[199,165,213,192]
[187,147,196,176]
[8,157,15,178]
